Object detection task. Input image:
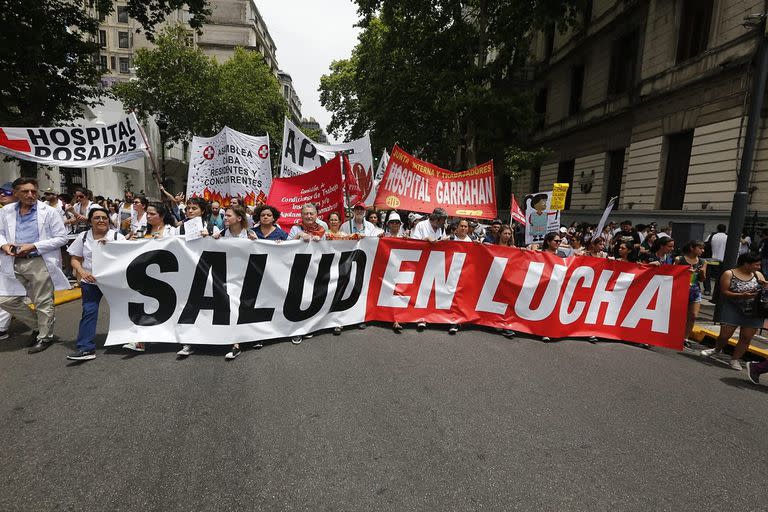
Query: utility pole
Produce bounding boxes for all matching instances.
[723,15,768,269]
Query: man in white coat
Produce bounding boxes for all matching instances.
[0,178,69,353]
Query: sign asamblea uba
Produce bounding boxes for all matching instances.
[186,126,271,207]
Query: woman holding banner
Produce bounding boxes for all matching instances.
[66,208,126,361]
[382,211,406,238]
[325,212,351,240]
[496,225,515,247]
[675,240,707,348]
[253,205,289,241]
[122,203,177,353]
[215,206,256,240]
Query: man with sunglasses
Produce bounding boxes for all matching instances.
[0,178,69,354]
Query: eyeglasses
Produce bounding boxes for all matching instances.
[91,217,108,222]
[389,220,401,224]
[133,201,141,204]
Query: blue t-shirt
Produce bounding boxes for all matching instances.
[254,226,288,241]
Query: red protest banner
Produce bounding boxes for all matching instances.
[373,145,497,219]
[365,238,688,349]
[510,194,526,225]
[265,154,346,231]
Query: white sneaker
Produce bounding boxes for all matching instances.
[291,336,302,345]
[176,344,193,356]
[700,348,717,357]
[122,342,145,352]
[729,359,743,371]
[416,321,427,331]
[448,324,458,334]
[542,336,551,342]
[225,346,241,360]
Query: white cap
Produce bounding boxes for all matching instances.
[408,212,424,223]
[387,211,401,222]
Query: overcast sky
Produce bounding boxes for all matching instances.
[258,1,361,143]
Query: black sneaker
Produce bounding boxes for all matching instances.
[746,362,761,385]
[0,330,8,341]
[225,346,241,360]
[254,341,263,349]
[67,350,96,361]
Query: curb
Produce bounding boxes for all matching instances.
[692,325,768,358]
[28,287,82,311]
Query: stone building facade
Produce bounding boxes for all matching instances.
[511,0,768,232]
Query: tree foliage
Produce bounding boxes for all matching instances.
[0,0,211,127]
[113,26,287,156]
[319,0,581,169]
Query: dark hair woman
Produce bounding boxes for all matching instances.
[675,240,707,345]
[701,253,767,371]
[127,196,149,238]
[253,205,288,241]
[541,232,567,257]
[66,207,126,361]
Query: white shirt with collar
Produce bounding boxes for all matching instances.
[410,219,445,240]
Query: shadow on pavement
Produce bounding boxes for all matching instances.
[720,376,768,394]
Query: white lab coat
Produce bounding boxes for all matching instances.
[0,200,70,293]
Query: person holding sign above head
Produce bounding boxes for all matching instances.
[67,207,125,361]
[122,202,177,353]
[289,203,327,242]
[410,207,449,331]
[346,202,379,237]
[252,205,289,241]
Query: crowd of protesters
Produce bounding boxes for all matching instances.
[1,179,767,386]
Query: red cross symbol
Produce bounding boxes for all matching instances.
[0,128,31,153]
[258,144,269,159]
[202,146,215,160]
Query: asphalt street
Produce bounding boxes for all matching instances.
[0,299,766,512]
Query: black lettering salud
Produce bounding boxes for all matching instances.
[178,251,230,325]
[329,250,366,312]
[283,253,334,321]
[237,254,274,324]
[127,250,178,325]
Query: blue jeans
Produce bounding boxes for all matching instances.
[76,282,103,352]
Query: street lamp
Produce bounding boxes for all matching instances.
[723,14,768,270]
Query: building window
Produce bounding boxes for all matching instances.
[543,25,555,61]
[660,131,694,210]
[557,160,575,209]
[99,30,107,48]
[119,57,130,74]
[98,8,106,22]
[677,0,713,63]
[605,148,625,207]
[117,6,129,23]
[569,64,585,115]
[531,167,541,193]
[118,31,130,49]
[185,32,194,47]
[608,31,638,96]
[110,56,116,70]
[99,55,108,72]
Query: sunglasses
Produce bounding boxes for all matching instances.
[389,220,401,224]
[0,190,12,197]
[553,239,562,243]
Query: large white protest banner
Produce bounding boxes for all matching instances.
[0,113,147,167]
[279,118,375,204]
[95,237,690,350]
[95,237,375,345]
[186,127,271,207]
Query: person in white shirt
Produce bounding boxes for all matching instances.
[382,211,407,238]
[346,202,379,237]
[66,207,126,361]
[410,208,448,242]
[68,187,99,234]
[410,208,449,331]
[450,218,475,243]
[128,196,148,238]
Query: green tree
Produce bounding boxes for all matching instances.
[113,26,288,165]
[320,0,581,170]
[0,0,211,174]
[113,25,220,144]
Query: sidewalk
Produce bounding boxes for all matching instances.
[693,295,768,358]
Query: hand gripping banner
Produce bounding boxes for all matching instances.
[95,238,688,349]
[0,113,147,167]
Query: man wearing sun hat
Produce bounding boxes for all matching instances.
[346,201,379,237]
